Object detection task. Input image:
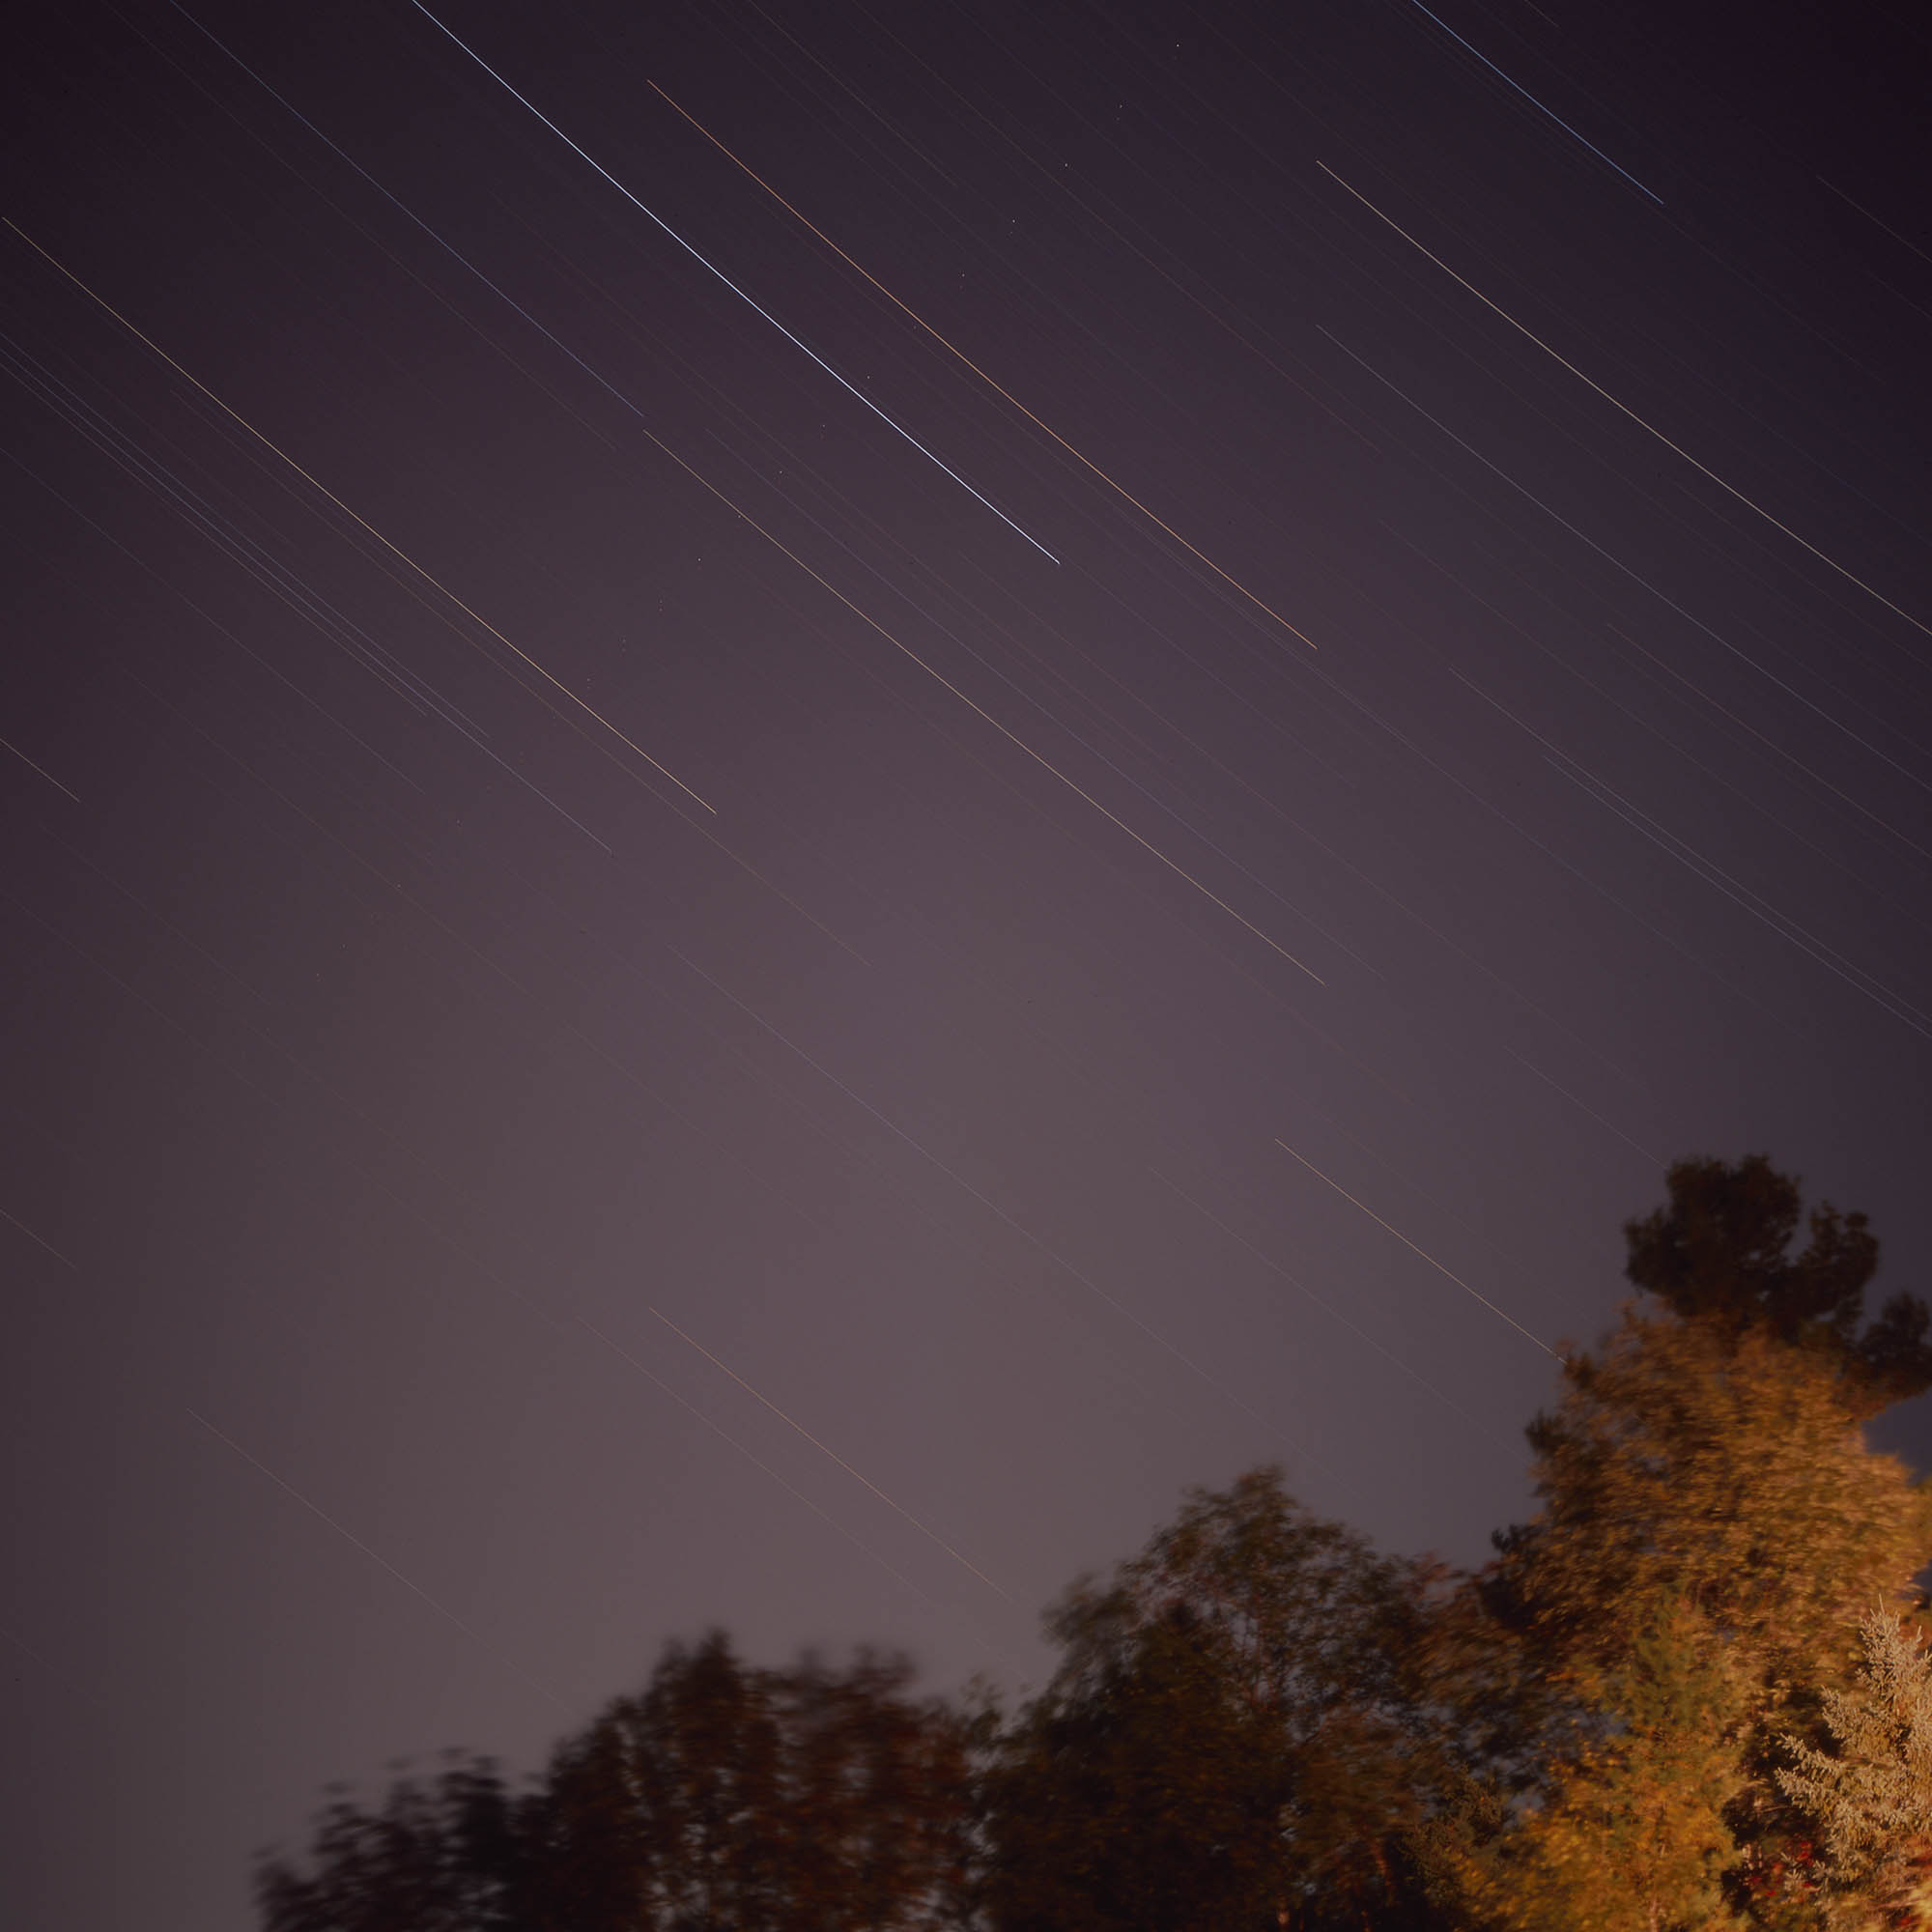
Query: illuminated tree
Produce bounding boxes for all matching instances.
[1453,1610,1745,1932]
[1776,1606,1932,1929]
[257,1158,1932,1932]
[1487,1314,1931,1687]
[1462,1158,1932,1930]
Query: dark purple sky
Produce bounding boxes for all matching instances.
[5,2,1930,1925]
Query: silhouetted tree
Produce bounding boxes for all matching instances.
[529,1633,974,1932]
[978,1468,1461,1932]
[261,1635,971,1932]
[256,1750,535,1932]
[1624,1156,1932,1413]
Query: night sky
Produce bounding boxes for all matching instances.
[5,2,1931,1925]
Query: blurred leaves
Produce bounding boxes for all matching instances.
[259,1638,971,1932]
[258,1158,1932,1931]
[256,1751,534,1932]
[975,1467,1462,1932]
[1624,1155,1932,1414]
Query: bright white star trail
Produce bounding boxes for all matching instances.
[409,0,1062,566]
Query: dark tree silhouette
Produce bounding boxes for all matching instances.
[256,1751,535,1932]
[978,1468,1462,1932]
[258,1635,971,1932]
[532,1633,971,1932]
[1623,1155,1932,1412]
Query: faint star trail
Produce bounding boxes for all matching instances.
[1548,753,1932,1037]
[149,10,1317,976]
[576,1316,986,1634]
[0,1205,77,1267]
[1317,163,1932,644]
[1272,1138,1555,1355]
[642,72,1318,649]
[1149,1169,1515,1450]
[1320,323,1932,821]
[1604,623,1932,867]
[1405,0,1662,204]
[668,945,1314,1463]
[185,1408,575,1712]
[645,1306,1013,1602]
[0,733,78,803]
[1454,668,1932,1036]
[0,335,620,849]
[3,218,716,815]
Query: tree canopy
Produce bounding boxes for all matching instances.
[257,1637,971,1932]
[976,1468,1455,1932]
[258,1156,1932,1932]
[1624,1155,1932,1413]
[1776,1606,1932,1927]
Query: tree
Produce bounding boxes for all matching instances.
[533,1631,785,1932]
[1460,1158,1932,1930]
[261,1634,972,1932]
[256,1751,535,1932]
[1776,1606,1932,1928]
[1487,1314,1932,1686]
[977,1467,1459,1932]
[1452,1609,1746,1932]
[1624,1157,1932,1414]
[258,1157,1932,1932]
[1474,1317,1931,1925]
[531,1633,973,1932]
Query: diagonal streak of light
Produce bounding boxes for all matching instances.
[1149,1170,1514,1449]
[185,1408,574,1712]
[1320,326,1932,811]
[640,72,1318,650]
[1318,162,1932,644]
[645,1307,1014,1602]
[17,83,1310,975]
[576,1318,956,1617]
[1273,1138,1555,1355]
[0,1204,77,1267]
[408,1,1058,564]
[1405,0,1662,204]
[0,734,80,802]
[2,218,716,814]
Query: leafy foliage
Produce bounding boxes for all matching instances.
[977,1467,1455,1931]
[256,1752,533,1932]
[1776,1607,1932,1928]
[539,1633,974,1932]
[1488,1314,1931,1685]
[260,1636,970,1932]
[258,1157,1932,1932]
[1452,1610,1747,1932]
[1463,1162,1932,1930]
[1625,1156,1932,1413]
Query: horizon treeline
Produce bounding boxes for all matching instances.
[256,1156,1932,1931]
